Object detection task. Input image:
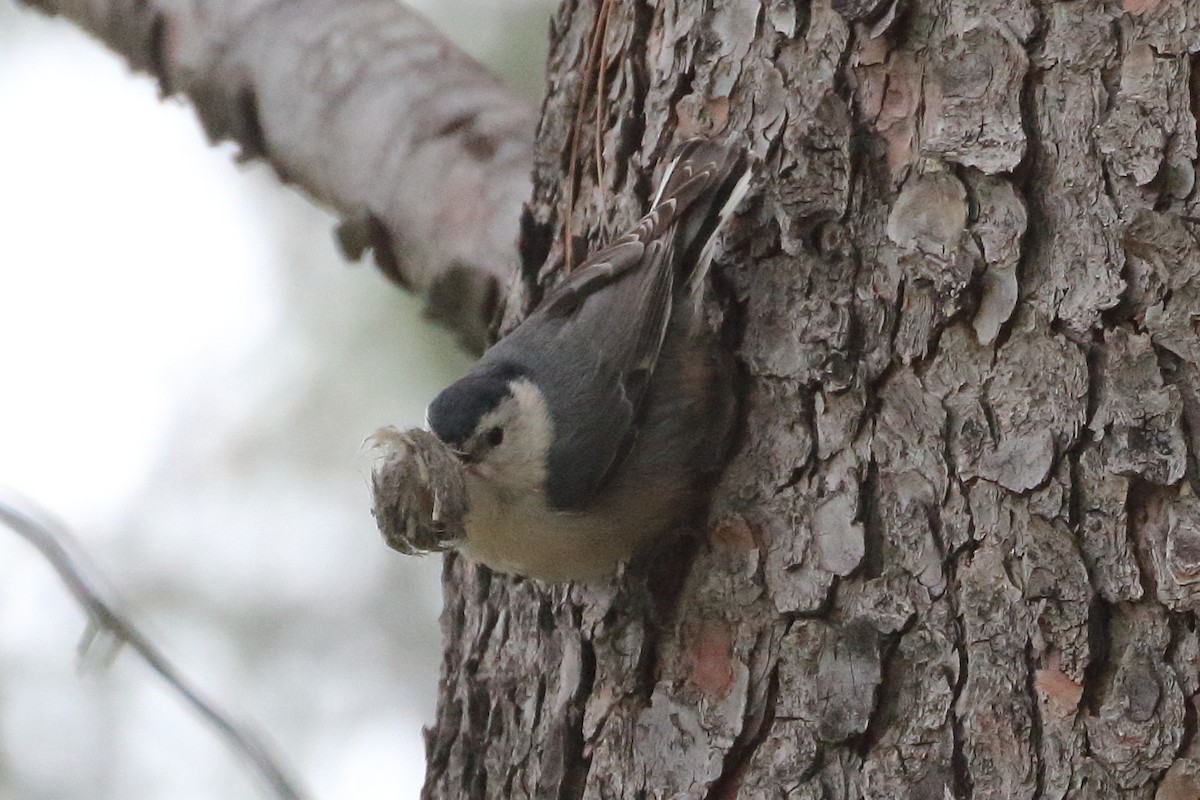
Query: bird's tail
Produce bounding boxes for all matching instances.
[651,139,752,290]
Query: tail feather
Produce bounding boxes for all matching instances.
[692,163,751,280]
[536,139,750,318]
[650,139,751,304]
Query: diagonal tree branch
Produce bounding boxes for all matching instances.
[0,488,310,800]
[15,0,535,351]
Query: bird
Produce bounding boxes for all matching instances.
[424,139,751,581]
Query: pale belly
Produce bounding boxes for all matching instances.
[458,475,669,582]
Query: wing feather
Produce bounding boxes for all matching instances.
[480,140,749,510]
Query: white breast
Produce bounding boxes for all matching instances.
[458,472,673,582]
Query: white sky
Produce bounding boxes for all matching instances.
[0,26,279,525]
[0,4,498,798]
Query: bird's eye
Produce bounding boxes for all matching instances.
[486,426,505,447]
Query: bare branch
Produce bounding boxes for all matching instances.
[15,0,535,351]
[0,488,311,800]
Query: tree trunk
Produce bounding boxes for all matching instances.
[424,1,1200,798]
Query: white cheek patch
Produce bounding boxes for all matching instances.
[474,378,553,495]
[507,379,553,463]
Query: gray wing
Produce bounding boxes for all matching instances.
[536,143,732,317]
[488,232,676,511]
[485,140,749,511]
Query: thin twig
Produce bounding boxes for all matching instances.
[0,488,311,800]
[593,0,612,202]
[563,0,615,272]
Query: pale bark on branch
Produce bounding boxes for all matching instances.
[17,0,536,350]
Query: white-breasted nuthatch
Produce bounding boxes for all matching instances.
[420,139,751,581]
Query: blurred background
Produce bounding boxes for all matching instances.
[0,2,550,797]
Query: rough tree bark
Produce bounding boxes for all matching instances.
[22,0,1200,795]
[425,1,1200,799]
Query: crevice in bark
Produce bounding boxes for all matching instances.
[794,0,812,39]
[236,85,268,162]
[948,621,972,800]
[711,224,753,349]
[1082,339,1104,434]
[1099,18,1123,116]
[147,12,170,95]
[943,530,973,799]
[634,615,661,699]
[861,458,886,580]
[885,276,907,369]
[1011,9,1047,189]
[537,593,556,633]
[1066,441,1095,640]
[1093,22,1123,220]
[782,577,843,623]
[1153,344,1200,489]
[1126,478,1170,602]
[1024,639,1047,799]
[703,650,781,800]
[1099,156,1120,219]
[1081,595,1113,715]
[531,677,548,733]
[842,129,872,227]
[557,633,595,800]
[502,765,516,797]
[1164,609,1197,755]
[616,0,653,202]
[1008,14,1046,340]
[1099,287,1135,343]
[1189,53,1200,181]
[660,64,695,157]
[474,592,502,660]
[855,620,910,758]
[775,467,806,494]
[518,204,557,308]
[1181,683,1198,762]
[775,388,818,493]
[463,682,492,798]
[1151,163,1177,214]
